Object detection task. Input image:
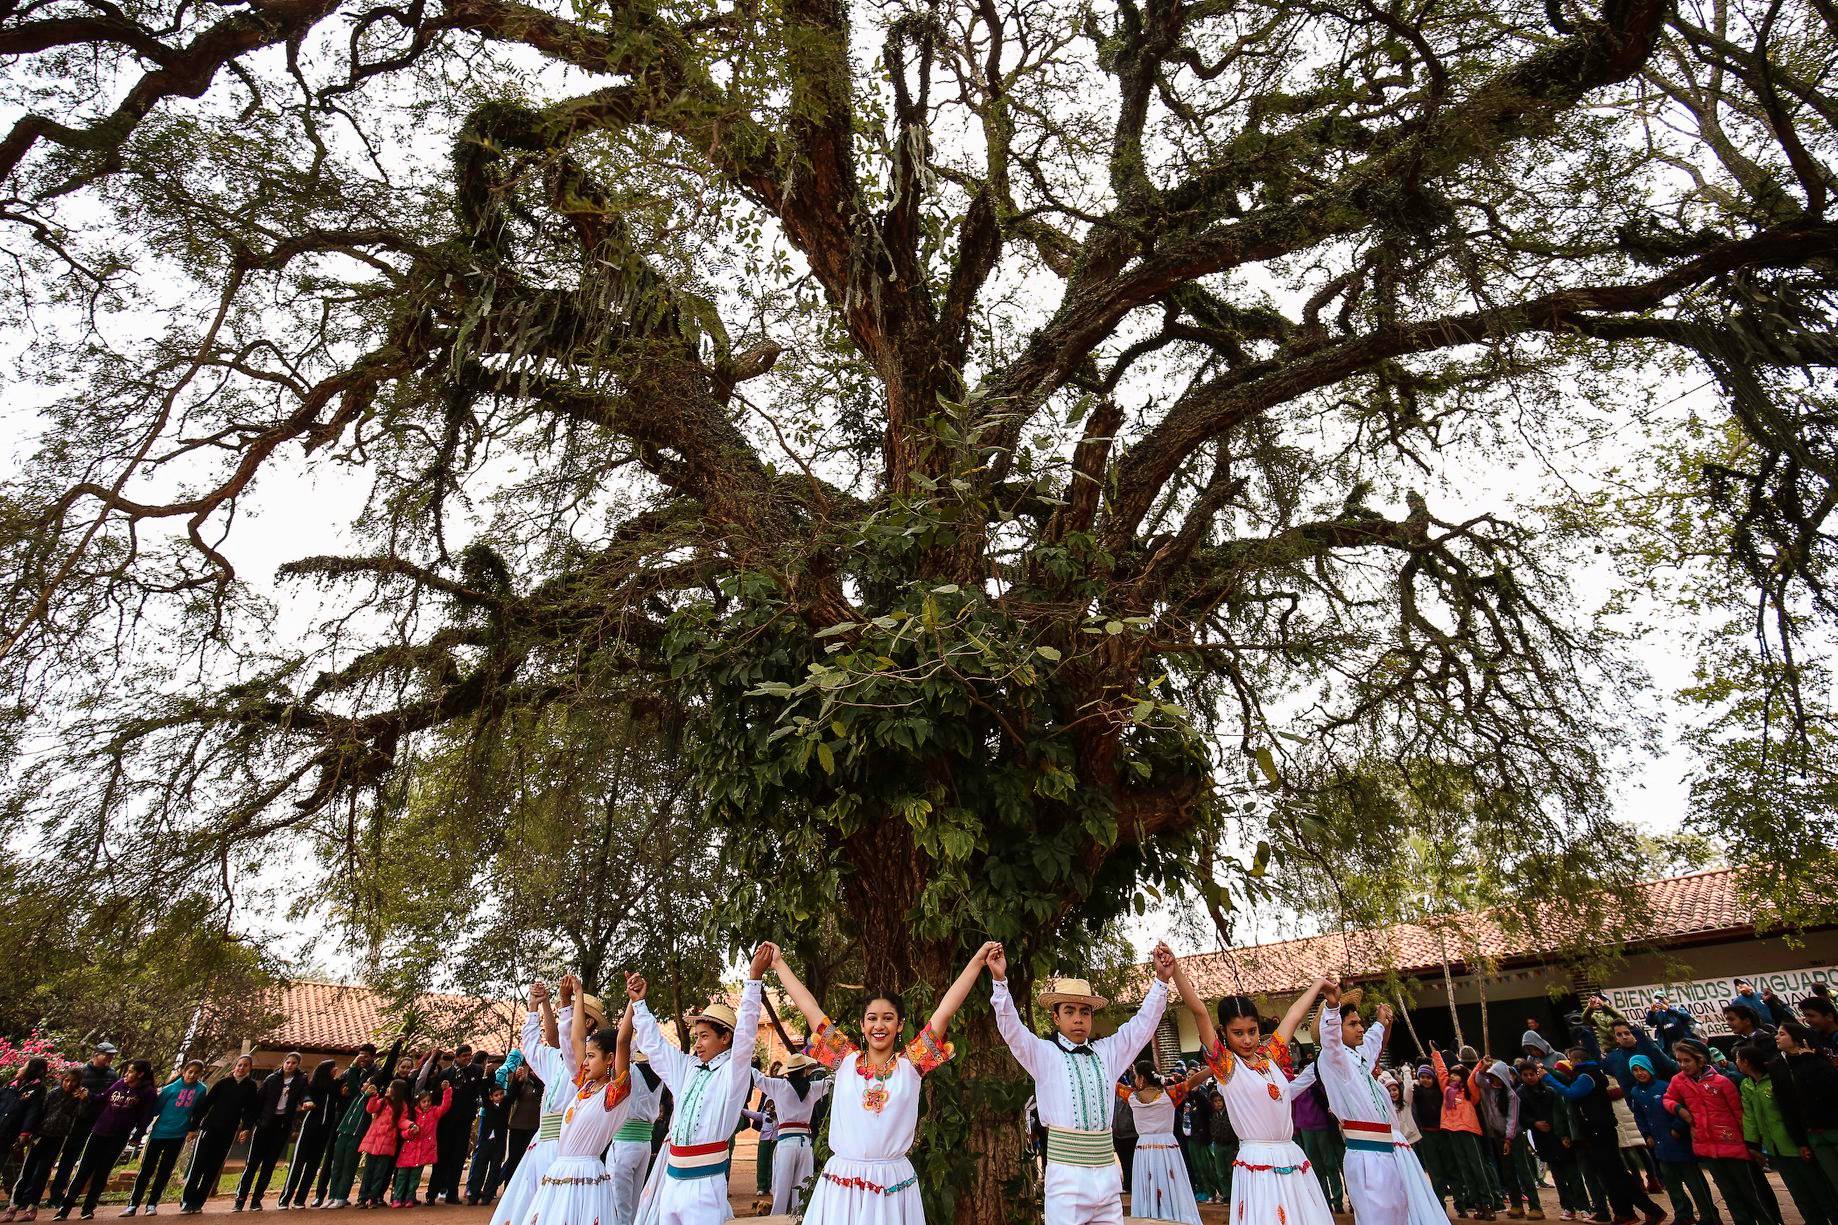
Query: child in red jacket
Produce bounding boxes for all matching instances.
[390,1083,453,1208]
[357,1081,411,1209]
[1663,1039,1769,1225]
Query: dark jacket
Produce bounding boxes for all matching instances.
[437,1063,486,1134]
[252,1069,307,1132]
[1772,1049,1838,1146]
[504,1074,543,1132]
[475,1092,510,1145]
[1643,1006,1695,1050]
[1626,1076,1693,1164]
[1542,1062,1619,1149]
[198,1073,261,1136]
[298,1066,341,1130]
[90,1077,159,1140]
[76,1060,117,1124]
[0,1077,47,1148]
[1517,1078,1571,1162]
[1604,1029,1679,1091]
[35,1085,84,1140]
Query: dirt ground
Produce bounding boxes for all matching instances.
[138,1170,1806,1224]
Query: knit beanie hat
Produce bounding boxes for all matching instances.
[1416,1064,1434,1078]
[1627,1055,1654,1075]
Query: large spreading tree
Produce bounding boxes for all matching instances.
[4,0,1837,1213]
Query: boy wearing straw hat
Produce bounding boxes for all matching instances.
[988,941,1178,1225]
[750,1052,830,1214]
[625,943,772,1224]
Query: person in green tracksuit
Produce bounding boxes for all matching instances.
[323,1038,404,1208]
[1738,1043,1838,1225]
[1205,1086,1237,1207]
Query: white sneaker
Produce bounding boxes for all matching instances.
[118,1210,137,1218]
[144,1209,158,1217]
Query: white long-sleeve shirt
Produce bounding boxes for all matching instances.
[991,978,1168,1132]
[631,981,763,1148]
[1316,1008,1395,1130]
[516,1006,579,1117]
[751,1070,831,1130]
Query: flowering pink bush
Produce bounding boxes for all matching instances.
[0,1031,80,1080]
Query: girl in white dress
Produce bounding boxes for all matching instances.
[1121,1063,1210,1225]
[1167,960,1333,1225]
[766,943,996,1225]
[515,978,633,1225]
[494,979,586,1225]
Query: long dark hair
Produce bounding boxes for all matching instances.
[310,1060,337,1096]
[384,1077,411,1119]
[14,1057,48,1084]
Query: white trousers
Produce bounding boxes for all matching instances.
[644,1171,731,1225]
[1044,1160,1124,1225]
[606,1141,652,1225]
[771,1137,815,1214]
[1344,1145,1446,1225]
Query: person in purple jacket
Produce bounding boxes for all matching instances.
[1289,1049,1347,1212]
[52,1061,158,1221]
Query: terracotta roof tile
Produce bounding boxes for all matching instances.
[1153,867,1749,1002]
[256,980,521,1056]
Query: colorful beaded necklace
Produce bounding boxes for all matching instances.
[856,1048,898,1114]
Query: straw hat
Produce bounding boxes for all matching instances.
[578,993,608,1026]
[1039,977,1108,1009]
[780,1052,820,1072]
[690,1002,739,1033]
[1338,987,1364,1009]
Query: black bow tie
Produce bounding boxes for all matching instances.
[1061,1043,1096,1057]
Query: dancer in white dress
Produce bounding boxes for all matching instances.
[493,979,584,1225]
[515,987,634,1225]
[625,943,771,1225]
[605,1051,662,1225]
[766,942,994,1225]
[1168,960,1334,1225]
[750,1054,831,1214]
[1312,985,1445,1225]
[1121,1064,1210,1225]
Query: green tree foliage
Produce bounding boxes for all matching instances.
[0,857,280,1065]
[322,704,729,1018]
[3,0,1837,1214]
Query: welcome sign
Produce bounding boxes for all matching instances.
[1604,966,1837,1038]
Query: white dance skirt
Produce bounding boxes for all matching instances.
[1129,1134,1201,1224]
[494,1139,559,1225]
[1230,1139,1336,1225]
[515,1155,613,1225]
[800,1155,924,1225]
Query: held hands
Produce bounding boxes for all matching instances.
[558,974,578,1006]
[1151,941,1176,982]
[1319,974,1340,1007]
[749,942,779,979]
[972,941,1001,969]
[986,943,1008,981]
[625,972,648,1002]
[1376,1003,1395,1028]
[529,980,550,1011]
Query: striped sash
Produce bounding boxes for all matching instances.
[777,1121,811,1143]
[535,1111,564,1143]
[612,1118,653,1144]
[665,1139,731,1180]
[1341,1117,1398,1152]
[1045,1125,1115,1168]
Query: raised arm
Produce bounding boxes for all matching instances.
[1168,953,1217,1052]
[624,972,694,1092]
[568,974,588,1071]
[768,948,828,1036]
[1276,975,1332,1044]
[986,944,1046,1078]
[928,942,997,1040]
[1097,944,1172,1079]
[614,1002,633,1081]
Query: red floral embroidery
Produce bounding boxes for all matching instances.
[1266,1083,1282,1101]
[904,1023,953,1076]
[809,1018,857,1070]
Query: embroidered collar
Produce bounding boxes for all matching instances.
[1054,1034,1097,1057]
[695,1051,731,1072]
